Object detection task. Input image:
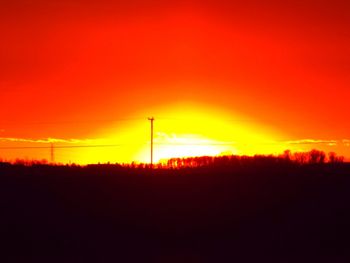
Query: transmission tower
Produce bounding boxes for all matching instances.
[50,143,54,164]
[148,117,154,168]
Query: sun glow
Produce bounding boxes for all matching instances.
[139,133,237,164]
[0,103,293,164]
[83,102,287,164]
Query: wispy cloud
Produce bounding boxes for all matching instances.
[343,139,350,147]
[154,132,234,145]
[0,137,92,144]
[285,139,338,146]
[1,136,348,148]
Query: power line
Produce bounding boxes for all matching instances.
[0,144,125,149]
[0,117,145,126]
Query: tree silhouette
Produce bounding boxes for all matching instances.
[328,152,345,164]
[309,149,326,164]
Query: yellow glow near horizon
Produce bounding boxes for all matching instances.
[77,102,287,164]
[3,103,338,164]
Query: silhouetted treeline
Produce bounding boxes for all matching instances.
[164,149,345,169]
[0,149,345,170]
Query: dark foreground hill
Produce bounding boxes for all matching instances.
[1,162,350,262]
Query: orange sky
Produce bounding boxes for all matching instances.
[0,0,349,163]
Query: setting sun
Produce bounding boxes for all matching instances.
[78,102,288,164]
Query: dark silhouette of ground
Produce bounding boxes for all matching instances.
[0,159,350,262]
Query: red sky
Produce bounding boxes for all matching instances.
[1,0,349,163]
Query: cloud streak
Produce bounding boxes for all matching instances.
[1,136,349,148]
[285,139,338,146]
[0,137,92,144]
[343,139,350,147]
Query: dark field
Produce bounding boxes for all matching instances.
[1,162,350,262]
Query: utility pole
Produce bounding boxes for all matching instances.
[148,117,154,168]
[50,143,54,164]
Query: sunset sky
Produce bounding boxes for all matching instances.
[1,0,349,164]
